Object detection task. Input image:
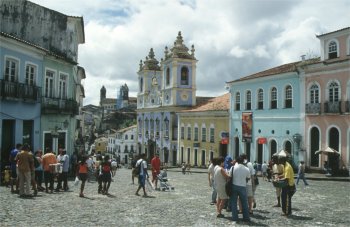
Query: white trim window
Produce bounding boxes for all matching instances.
[181,126,185,140]
[187,126,192,140]
[257,88,264,110]
[210,127,215,143]
[328,81,339,102]
[45,70,55,98]
[246,90,252,110]
[328,41,338,59]
[59,73,68,99]
[25,64,36,85]
[285,85,292,108]
[235,92,241,111]
[310,84,319,104]
[201,127,206,142]
[194,126,199,141]
[271,87,277,109]
[5,57,18,82]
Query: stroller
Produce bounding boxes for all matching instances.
[157,170,174,191]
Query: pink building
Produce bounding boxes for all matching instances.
[302,27,350,174]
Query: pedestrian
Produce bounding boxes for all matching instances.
[135,153,149,197]
[271,155,284,207]
[240,153,256,214]
[230,156,251,223]
[9,143,21,193]
[86,155,95,182]
[151,153,161,190]
[101,155,112,195]
[279,156,296,216]
[131,155,138,184]
[15,143,34,198]
[223,154,233,211]
[111,159,118,177]
[29,148,38,196]
[95,155,103,193]
[55,148,69,191]
[208,157,217,205]
[34,150,45,191]
[77,155,89,197]
[296,161,309,186]
[261,162,268,181]
[42,148,57,193]
[213,156,230,218]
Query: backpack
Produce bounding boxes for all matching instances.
[33,156,40,168]
[102,163,111,172]
[134,160,143,176]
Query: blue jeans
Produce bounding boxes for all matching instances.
[231,185,250,221]
[296,173,308,185]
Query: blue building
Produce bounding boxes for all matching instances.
[226,62,304,165]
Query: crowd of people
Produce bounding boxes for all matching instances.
[7,143,120,198]
[208,153,297,223]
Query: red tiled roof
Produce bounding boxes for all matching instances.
[227,61,300,83]
[182,93,230,112]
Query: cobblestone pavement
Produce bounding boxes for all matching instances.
[0,168,349,227]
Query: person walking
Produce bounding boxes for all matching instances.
[77,156,89,197]
[101,155,112,195]
[296,161,309,186]
[272,155,284,207]
[15,144,34,198]
[208,158,217,205]
[9,143,22,193]
[42,148,57,193]
[213,156,230,218]
[131,155,138,184]
[230,156,251,223]
[261,162,268,181]
[279,156,296,216]
[151,153,161,190]
[34,150,44,191]
[135,153,149,197]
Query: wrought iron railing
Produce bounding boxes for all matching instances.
[305,103,321,114]
[0,79,41,101]
[324,101,341,114]
[42,97,79,115]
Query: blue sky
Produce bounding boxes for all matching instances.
[30,0,350,105]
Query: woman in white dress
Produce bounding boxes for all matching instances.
[213,156,230,218]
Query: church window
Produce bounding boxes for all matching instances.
[181,67,189,85]
[166,68,170,85]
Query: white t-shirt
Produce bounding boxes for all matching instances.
[136,159,147,175]
[111,160,117,167]
[262,163,268,173]
[208,163,215,181]
[232,163,250,187]
[246,161,255,186]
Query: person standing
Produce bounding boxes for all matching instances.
[241,153,256,214]
[208,158,217,205]
[42,148,57,193]
[230,156,251,223]
[261,162,268,181]
[151,153,161,190]
[34,150,44,191]
[296,161,308,186]
[56,149,69,191]
[9,143,21,193]
[272,155,284,207]
[279,156,296,216]
[77,156,89,197]
[101,155,112,195]
[15,144,34,198]
[213,157,230,218]
[135,153,149,197]
[131,155,138,184]
[86,155,95,182]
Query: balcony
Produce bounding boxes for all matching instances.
[345,101,350,113]
[42,97,79,115]
[324,101,341,114]
[0,79,41,102]
[305,103,321,114]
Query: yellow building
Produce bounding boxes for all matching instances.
[94,137,108,154]
[177,93,230,167]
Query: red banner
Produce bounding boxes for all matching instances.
[258,137,267,144]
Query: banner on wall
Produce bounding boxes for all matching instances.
[242,112,253,143]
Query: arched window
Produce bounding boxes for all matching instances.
[246,90,251,110]
[180,67,189,85]
[310,84,319,104]
[140,78,143,92]
[166,68,170,86]
[235,92,241,111]
[125,134,128,140]
[270,87,277,109]
[328,81,339,102]
[257,88,264,110]
[328,41,338,59]
[285,85,292,108]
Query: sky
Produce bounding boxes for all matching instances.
[30,0,350,106]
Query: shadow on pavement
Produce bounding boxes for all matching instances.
[288,214,313,221]
[79,196,94,200]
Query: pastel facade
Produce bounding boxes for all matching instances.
[177,94,230,166]
[302,27,350,171]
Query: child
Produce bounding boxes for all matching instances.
[76,156,88,197]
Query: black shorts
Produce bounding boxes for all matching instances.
[101,172,111,182]
[79,173,88,182]
[11,167,17,179]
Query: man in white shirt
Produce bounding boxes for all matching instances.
[135,153,149,197]
[241,154,256,214]
[231,156,250,222]
[208,158,217,205]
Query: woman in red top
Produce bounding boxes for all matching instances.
[76,156,88,197]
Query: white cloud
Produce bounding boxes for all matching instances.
[29,0,350,105]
